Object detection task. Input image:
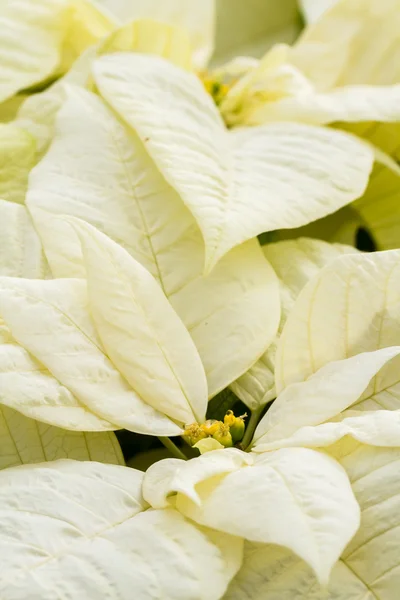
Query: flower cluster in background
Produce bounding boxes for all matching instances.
[0,0,399,598]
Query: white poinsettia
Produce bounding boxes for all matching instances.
[140,248,400,589]
[275,248,400,397]
[236,242,400,414]
[25,85,281,398]
[91,51,374,271]
[14,16,193,154]
[220,0,400,127]
[218,0,400,252]
[231,237,358,409]
[225,441,400,599]
[0,127,125,470]
[249,247,400,453]
[0,219,210,435]
[0,459,242,599]
[142,284,400,589]
[142,446,360,586]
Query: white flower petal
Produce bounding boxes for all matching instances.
[254,347,400,447]
[0,338,117,431]
[231,238,356,408]
[225,444,400,599]
[95,0,216,68]
[27,86,280,397]
[275,250,400,411]
[70,218,208,425]
[0,200,48,278]
[0,405,124,470]
[176,447,360,585]
[0,460,241,599]
[0,277,181,435]
[255,409,400,453]
[291,0,400,90]
[93,53,373,271]
[0,0,70,103]
[143,448,252,508]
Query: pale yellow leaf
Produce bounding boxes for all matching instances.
[0,276,181,435]
[70,218,208,425]
[0,405,124,470]
[231,238,356,408]
[0,0,70,103]
[27,86,280,397]
[93,52,373,271]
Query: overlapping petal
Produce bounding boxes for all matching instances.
[93,52,374,271]
[27,86,280,397]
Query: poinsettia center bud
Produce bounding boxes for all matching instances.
[201,75,230,106]
[224,410,247,443]
[184,411,247,449]
[183,423,207,446]
[211,423,233,447]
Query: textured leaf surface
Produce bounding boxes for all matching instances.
[225,443,400,600]
[27,86,280,397]
[144,447,359,584]
[0,405,124,470]
[0,460,241,599]
[231,238,356,408]
[254,347,400,448]
[275,250,400,412]
[93,53,373,271]
[254,408,400,453]
[0,0,70,103]
[291,0,400,91]
[71,219,208,425]
[0,123,36,204]
[0,200,48,278]
[0,277,181,435]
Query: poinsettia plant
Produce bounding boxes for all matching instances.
[0,0,400,598]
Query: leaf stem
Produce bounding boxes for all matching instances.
[158,437,188,460]
[242,406,263,450]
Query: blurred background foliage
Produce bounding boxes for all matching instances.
[213,0,302,64]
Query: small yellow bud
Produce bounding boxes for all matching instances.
[201,419,220,436]
[224,410,236,428]
[184,423,207,446]
[212,423,233,448]
[225,411,247,443]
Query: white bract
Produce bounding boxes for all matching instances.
[26,85,281,398]
[0,405,124,470]
[0,2,399,599]
[275,249,400,400]
[0,459,242,599]
[14,17,194,156]
[231,237,357,408]
[143,446,360,586]
[221,0,400,127]
[225,442,400,600]
[0,0,115,105]
[94,0,216,68]
[93,52,374,271]
[0,220,208,435]
[218,0,400,253]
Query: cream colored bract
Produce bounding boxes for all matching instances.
[0,1,400,599]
